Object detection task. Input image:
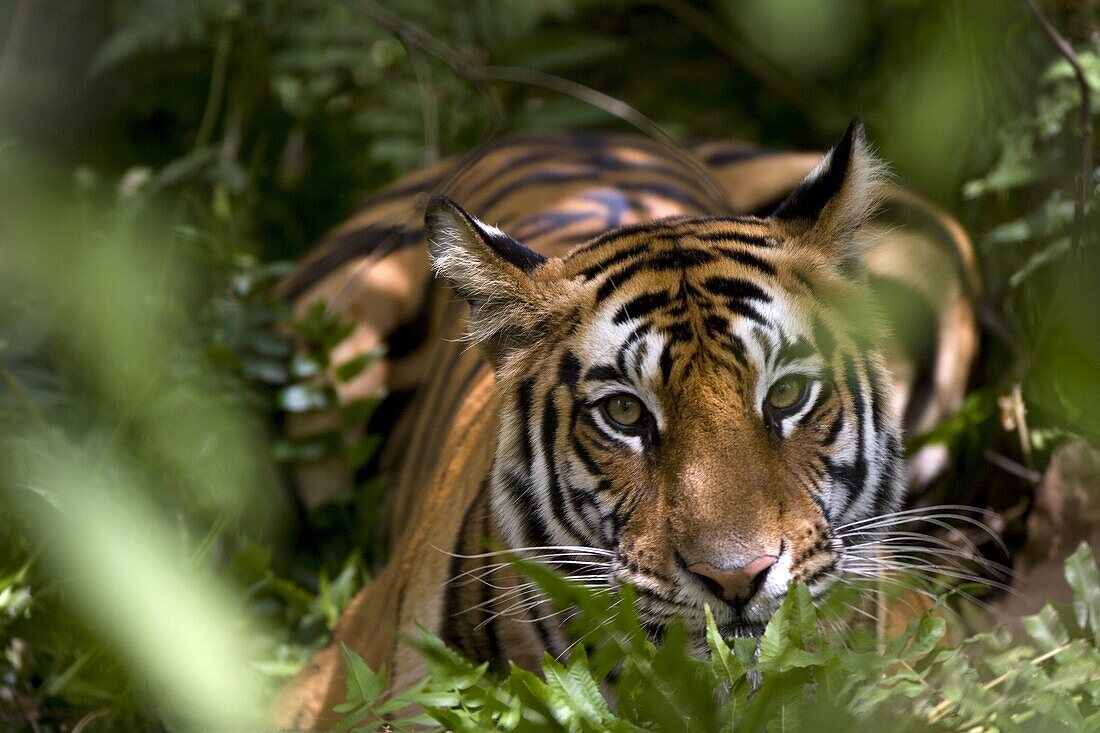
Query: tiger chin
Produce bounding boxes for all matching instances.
[269,120,973,730]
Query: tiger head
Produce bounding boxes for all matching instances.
[426,120,903,640]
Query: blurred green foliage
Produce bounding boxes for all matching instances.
[0,0,1097,730]
[336,544,1100,732]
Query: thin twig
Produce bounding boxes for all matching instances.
[71,708,109,733]
[353,0,731,213]
[654,0,845,124]
[983,449,1043,484]
[925,642,1073,724]
[407,46,440,166]
[0,363,51,431]
[0,0,30,84]
[354,0,504,134]
[193,23,233,153]
[1024,0,1093,253]
[479,65,731,212]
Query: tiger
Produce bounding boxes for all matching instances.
[268,120,979,729]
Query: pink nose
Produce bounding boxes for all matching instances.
[688,555,778,605]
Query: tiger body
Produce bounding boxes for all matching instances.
[271,126,978,729]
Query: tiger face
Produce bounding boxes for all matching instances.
[427,120,903,640]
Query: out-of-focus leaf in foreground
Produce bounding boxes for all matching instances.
[0,148,273,729]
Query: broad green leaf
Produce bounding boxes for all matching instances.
[541,649,614,726]
[1065,542,1100,642]
[1022,604,1070,652]
[339,643,386,707]
[902,614,946,660]
[705,605,743,683]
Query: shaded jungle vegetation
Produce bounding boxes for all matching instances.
[1,0,1098,730]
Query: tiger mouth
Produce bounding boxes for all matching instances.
[635,610,766,647]
[716,621,766,639]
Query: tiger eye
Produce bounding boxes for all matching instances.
[767,375,807,411]
[604,394,643,427]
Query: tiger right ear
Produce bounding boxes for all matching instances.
[425,196,559,361]
[771,119,887,270]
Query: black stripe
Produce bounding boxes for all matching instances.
[540,390,578,541]
[442,480,491,655]
[573,219,687,256]
[831,355,868,518]
[478,170,595,211]
[727,300,767,325]
[698,146,781,166]
[571,434,602,476]
[558,351,581,388]
[613,291,672,324]
[618,181,710,212]
[502,471,552,547]
[659,343,675,384]
[641,248,717,270]
[804,484,830,523]
[803,380,835,425]
[701,276,772,303]
[516,378,536,466]
[584,364,623,383]
[595,261,644,302]
[386,287,434,358]
[566,479,604,545]
[578,243,652,280]
[665,321,694,344]
[616,324,651,376]
[778,336,815,365]
[823,406,844,447]
[711,246,777,275]
[726,333,748,368]
[513,210,601,240]
[282,225,413,300]
[479,508,505,670]
[691,232,774,248]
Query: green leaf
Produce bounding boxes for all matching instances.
[1022,604,1069,652]
[1065,542,1100,642]
[757,597,791,667]
[1009,237,1071,289]
[705,605,744,683]
[334,348,384,384]
[339,643,386,707]
[902,614,946,660]
[541,649,615,726]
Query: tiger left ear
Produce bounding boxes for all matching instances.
[425,195,561,364]
[771,118,887,269]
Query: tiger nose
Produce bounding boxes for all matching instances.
[688,555,778,606]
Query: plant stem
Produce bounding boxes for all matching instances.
[194,23,233,153]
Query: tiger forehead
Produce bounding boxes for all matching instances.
[562,215,779,274]
[559,217,819,331]
[557,216,822,298]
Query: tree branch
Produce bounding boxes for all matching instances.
[1024,0,1094,253]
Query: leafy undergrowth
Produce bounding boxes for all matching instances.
[334,545,1100,733]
